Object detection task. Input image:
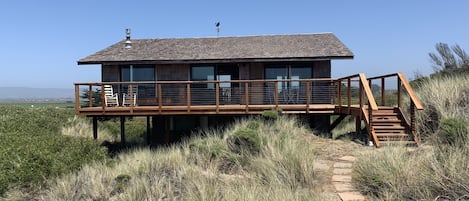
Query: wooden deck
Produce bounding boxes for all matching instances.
[75,73,424,147]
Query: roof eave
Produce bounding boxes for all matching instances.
[77,56,353,66]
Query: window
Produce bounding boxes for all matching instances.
[191,66,215,88]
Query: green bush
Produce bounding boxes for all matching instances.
[227,127,263,156]
[261,110,280,121]
[438,118,468,147]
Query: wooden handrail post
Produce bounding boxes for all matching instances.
[274,81,279,109]
[101,84,105,110]
[129,83,134,113]
[187,83,191,112]
[305,81,310,113]
[359,82,364,108]
[215,82,220,113]
[88,85,93,107]
[410,100,416,137]
[397,78,402,108]
[75,84,80,114]
[244,82,249,113]
[157,84,162,112]
[381,77,386,106]
[337,80,342,107]
[347,78,351,113]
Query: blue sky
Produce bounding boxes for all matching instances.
[1,0,468,88]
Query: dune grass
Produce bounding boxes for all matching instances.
[353,74,469,200]
[37,116,325,201]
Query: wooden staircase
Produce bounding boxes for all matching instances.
[336,72,424,148]
[367,107,418,147]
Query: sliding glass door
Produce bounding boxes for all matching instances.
[121,65,156,102]
[265,64,312,104]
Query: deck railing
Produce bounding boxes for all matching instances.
[74,79,336,115]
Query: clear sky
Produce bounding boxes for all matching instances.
[1,0,468,88]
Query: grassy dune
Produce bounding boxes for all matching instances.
[353,74,469,200]
[36,116,326,201]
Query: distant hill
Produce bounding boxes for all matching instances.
[0,87,74,101]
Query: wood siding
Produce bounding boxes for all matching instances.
[249,63,264,104]
[102,65,120,82]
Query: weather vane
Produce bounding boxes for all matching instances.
[215,22,220,37]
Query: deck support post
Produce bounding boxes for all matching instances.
[92,117,98,140]
[146,116,151,145]
[120,116,126,146]
[355,116,361,135]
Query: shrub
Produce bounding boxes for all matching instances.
[227,127,262,155]
[261,109,280,121]
[438,118,468,147]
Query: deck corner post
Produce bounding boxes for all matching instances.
[92,116,98,140]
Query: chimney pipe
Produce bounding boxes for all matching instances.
[125,28,132,49]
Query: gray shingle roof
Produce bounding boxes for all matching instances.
[78,33,353,65]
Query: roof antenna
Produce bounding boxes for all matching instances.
[215,22,220,37]
[125,28,132,49]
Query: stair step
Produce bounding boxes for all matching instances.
[376,133,410,138]
[379,141,417,146]
[372,119,401,123]
[373,125,405,130]
[372,122,403,126]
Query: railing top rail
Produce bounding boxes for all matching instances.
[74,78,335,86]
[358,73,378,110]
[336,73,361,81]
[397,73,424,110]
[367,73,399,80]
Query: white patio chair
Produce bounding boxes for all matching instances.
[104,84,119,107]
[123,85,138,106]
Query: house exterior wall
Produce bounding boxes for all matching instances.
[249,63,265,104]
[312,60,331,78]
[102,65,120,82]
[156,64,190,81]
